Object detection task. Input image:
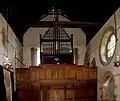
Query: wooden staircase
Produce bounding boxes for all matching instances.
[16,64,97,101]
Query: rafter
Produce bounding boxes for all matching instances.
[30,21,102,28]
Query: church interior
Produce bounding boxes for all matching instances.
[0,2,120,101]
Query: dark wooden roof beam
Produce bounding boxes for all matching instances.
[30,21,102,28]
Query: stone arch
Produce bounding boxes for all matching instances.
[104,71,115,82]
[101,71,116,100]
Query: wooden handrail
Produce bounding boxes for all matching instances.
[15,57,25,66]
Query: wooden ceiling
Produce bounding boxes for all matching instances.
[0,1,119,44]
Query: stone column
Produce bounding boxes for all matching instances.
[31,47,37,66]
[73,48,79,64]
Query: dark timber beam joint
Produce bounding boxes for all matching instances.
[30,21,102,28]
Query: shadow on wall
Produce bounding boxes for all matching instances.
[90,58,96,67]
[84,50,96,67]
[84,52,90,67]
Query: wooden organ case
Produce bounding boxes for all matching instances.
[16,65,97,101]
[39,9,73,64]
[40,27,73,64]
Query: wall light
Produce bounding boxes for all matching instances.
[3,61,13,71]
[114,56,120,67]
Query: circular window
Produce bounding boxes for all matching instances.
[99,27,117,65]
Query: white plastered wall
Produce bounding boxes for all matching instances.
[86,8,120,101]
[0,14,23,68]
[23,14,86,66]
[0,14,23,101]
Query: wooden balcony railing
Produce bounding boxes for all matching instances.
[16,64,97,101]
[16,64,97,88]
[15,57,27,68]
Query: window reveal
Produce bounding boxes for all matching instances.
[99,27,116,65]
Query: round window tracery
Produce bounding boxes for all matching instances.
[99,27,116,65]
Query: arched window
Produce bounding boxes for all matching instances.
[99,27,116,65]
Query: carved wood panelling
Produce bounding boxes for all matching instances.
[16,65,97,86]
[16,69,30,82]
[16,66,97,101]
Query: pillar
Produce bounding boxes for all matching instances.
[73,48,79,64]
[31,47,37,66]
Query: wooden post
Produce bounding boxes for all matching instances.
[64,84,66,101]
